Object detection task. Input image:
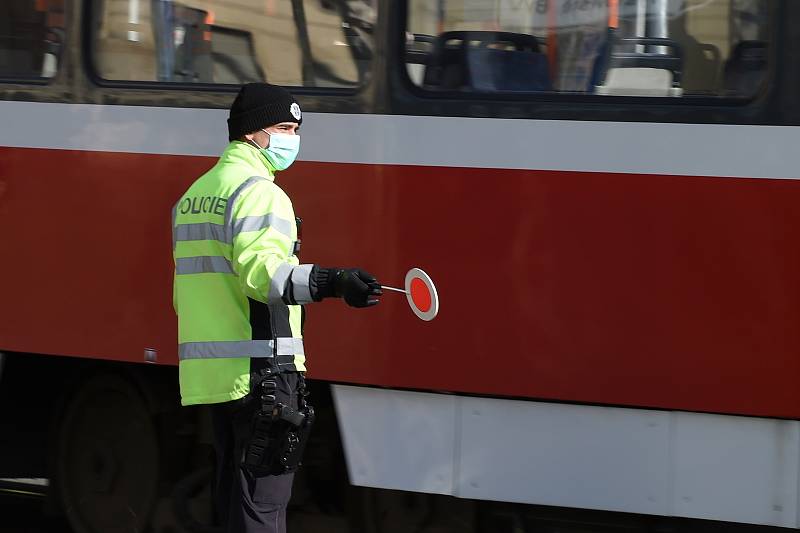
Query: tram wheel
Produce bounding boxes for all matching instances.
[55,374,160,533]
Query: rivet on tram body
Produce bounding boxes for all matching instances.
[144,348,158,363]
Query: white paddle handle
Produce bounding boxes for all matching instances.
[380,285,407,294]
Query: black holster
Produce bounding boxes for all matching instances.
[242,374,314,476]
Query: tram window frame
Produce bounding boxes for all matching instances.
[397,0,777,106]
[82,0,371,95]
[0,0,68,85]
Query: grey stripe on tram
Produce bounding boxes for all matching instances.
[175,256,235,275]
[179,340,275,359]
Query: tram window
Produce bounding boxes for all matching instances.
[90,0,375,88]
[0,0,66,80]
[405,0,770,99]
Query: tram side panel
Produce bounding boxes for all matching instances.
[1,110,800,418]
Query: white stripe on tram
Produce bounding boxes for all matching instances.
[333,385,800,529]
[1,100,800,180]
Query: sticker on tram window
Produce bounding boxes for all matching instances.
[404,0,770,99]
[0,0,66,80]
[91,0,376,88]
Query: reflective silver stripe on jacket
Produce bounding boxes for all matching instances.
[268,263,316,303]
[179,340,275,360]
[178,338,302,359]
[175,256,235,275]
[232,214,294,239]
[291,264,314,304]
[174,222,227,243]
[174,214,294,246]
[268,262,294,302]
[224,176,266,243]
[276,337,305,356]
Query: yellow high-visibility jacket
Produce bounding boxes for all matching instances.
[172,141,310,406]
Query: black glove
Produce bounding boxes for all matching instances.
[311,266,381,307]
[334,268,382,308]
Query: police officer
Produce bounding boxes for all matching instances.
[172,83,382,533]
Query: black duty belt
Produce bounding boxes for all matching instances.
[242,373,314,476]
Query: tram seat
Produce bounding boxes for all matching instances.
[467,47,551,92]
[679,38,721,94]
[594,37,683,97]
[422,34,467,89]
[723,40,767,96]
[597,68,680,96]
[423,31,551,92]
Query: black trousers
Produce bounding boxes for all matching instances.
[211,372,300,533]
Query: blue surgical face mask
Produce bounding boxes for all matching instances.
[251,129,300,171]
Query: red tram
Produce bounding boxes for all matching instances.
[1,0,797,531]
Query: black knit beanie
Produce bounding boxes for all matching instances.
[227,83,302,141]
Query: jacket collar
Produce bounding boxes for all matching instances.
[221,141,276,181]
